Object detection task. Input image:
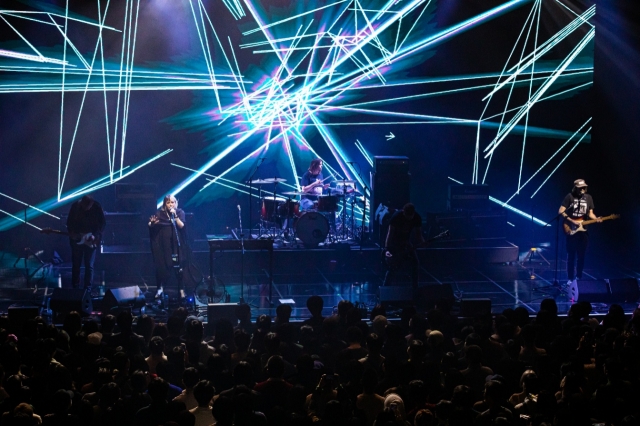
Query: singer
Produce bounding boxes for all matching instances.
[558,179,601,297]
[149,195,187,297]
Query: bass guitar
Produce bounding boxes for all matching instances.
[40,228,98,248]
[563,214,619,236]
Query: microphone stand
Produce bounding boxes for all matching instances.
[237,206,246,304]
[168,210,184,300]
[247,158,266,239]
[350,162,370,249]
[532,204,576,294]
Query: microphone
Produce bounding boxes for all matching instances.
[237,205,241,211]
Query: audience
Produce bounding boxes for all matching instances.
[0,296,636,426]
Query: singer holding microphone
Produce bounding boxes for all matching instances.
[149,195,186,298]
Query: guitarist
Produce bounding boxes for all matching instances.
[66,195,106,289]
[558,179,601,292]
[383,203,424,290]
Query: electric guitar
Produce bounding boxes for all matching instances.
[40,228,98,248]
[563,214,619,236]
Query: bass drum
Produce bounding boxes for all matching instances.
[295,212,329,248]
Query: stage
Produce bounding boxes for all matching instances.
[1,236,638,323]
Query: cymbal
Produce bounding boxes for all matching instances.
[336,180,356,185]
[246,179,272,185]
[282,191,318,196]
[262,177,287,183]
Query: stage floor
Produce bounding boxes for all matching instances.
[1,245,639,322]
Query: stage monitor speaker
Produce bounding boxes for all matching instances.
[8,306,39,334]
[608,278,640,303]
[460,298,492,317]
[50,288,93,319]
[371,156,410,242]
[102,286,145,314]
[576,280,611,303]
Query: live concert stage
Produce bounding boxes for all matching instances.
[1,235,638,323]
[1,1,639,324]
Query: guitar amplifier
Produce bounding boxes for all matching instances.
[448,184,490,211]
[115,183,156,213]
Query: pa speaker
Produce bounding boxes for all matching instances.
[50,288,92,317]
[102,286,145,314]
[576,280,611,303]
[608,278,639,303]
[460,299,492,317]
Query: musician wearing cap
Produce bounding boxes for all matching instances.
[66,194,106,289]
[300,158,329,210]
[558,179,602,290]
[149,195,187,298]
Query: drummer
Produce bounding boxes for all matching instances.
[300,158,329,210]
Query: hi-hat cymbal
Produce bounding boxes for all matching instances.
[246,179,272,185]
[263,177,287,183]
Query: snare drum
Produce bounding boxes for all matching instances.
[317,195,338,212]
[295,212,329,248]
[261,196,285,221]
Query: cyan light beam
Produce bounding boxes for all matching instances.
[502,118,591,205]
[483,27,595,158]
[530,127,591,198]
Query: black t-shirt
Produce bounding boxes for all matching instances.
[561,193,594,220]
[66,200,106,241]
[388,210,422,248]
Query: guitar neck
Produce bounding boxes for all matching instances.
[579,215,616,227]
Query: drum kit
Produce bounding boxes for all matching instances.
[246,177,365,248]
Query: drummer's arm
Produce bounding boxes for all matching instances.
[302,180,319,193]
